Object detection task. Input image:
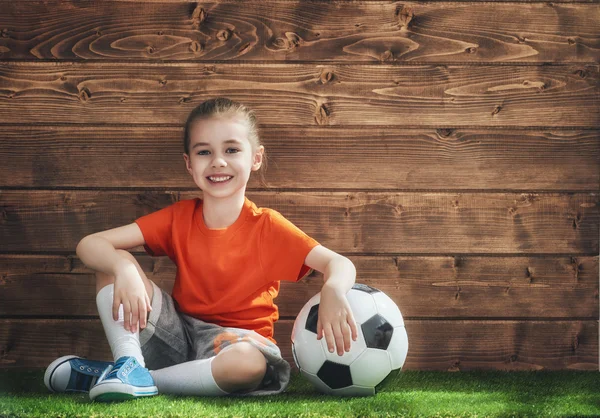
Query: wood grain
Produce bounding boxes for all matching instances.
[0,63,597,126]
[0,190,597,253]
[0,2,598,62]
[0,319,595,371]
[0,126,598,190]
[1,254,597,318]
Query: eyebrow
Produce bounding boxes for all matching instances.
[192,139,243,149]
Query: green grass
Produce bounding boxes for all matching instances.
[1,369,599,417]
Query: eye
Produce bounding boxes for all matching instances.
[197,150,210,155]
[226,148,240,153]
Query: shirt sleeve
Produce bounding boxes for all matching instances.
[134,203,175,259]
[260,210,320,282]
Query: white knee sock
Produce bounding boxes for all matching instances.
[149,357,228,396]
[96,284,145,367]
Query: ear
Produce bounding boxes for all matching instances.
[183,153,192,174]
[251,145,265,171]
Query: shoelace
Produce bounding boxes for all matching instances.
[104,358,131,380]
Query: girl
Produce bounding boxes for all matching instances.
[44,97,358,401]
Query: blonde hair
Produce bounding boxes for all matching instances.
[183,98,268,187]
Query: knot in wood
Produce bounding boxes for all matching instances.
[491,105,502,116]
[238,43,251,55]
[574,69,587,79]
[396,6,414,29]
[147,46,155,54]
[217,29,232,41]
[320,70,333,84]
[567,38,576,45]
[380,50,394,62]
[572,213,581,229]
[1,29,9,38]
[179,96,192,104]
[314,103,330,125]
[572,335,579,351]
[158,31,164,36]
[453,256,461,269]
[526,267,533,282]
[79,87,91,103]
[95,30,102,37]
[190,41,202,53]
[465,47,477,54]
[192,6,206,28]
[60,75,67,81]
[436,128,453,138]
[159,78,167,86]
[274,32,301,50]
[286,32,301,48]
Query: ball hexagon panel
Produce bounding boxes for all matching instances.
[292,328,327,374]
[301,371,334,394]
[388,326,409,370]
[350,348,393,388]
[352,283,381,294]
[301,371,375,396]
[361,314,394,350]
[345,289,377,324]
[305,303,319,334]
[317,361,353,389]
[320,320,367,366]
[372,291,404,328]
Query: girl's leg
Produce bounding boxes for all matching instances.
[95,249,154,366]
[149,342,267,395]
[211,341,267,392]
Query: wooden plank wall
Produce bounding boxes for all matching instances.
[0,1,598,371]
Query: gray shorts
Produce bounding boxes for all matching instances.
[139,280,291,396]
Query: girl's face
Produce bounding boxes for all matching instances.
[183,116,264,199]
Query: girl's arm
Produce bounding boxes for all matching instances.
[304,245,359,356]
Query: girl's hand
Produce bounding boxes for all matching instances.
[113,262,152,333]
[317,286,358,356]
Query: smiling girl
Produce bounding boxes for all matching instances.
[44,97,358,401]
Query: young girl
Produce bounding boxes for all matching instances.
[44,97,358,401]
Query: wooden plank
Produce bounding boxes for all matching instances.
[0,2,598,62]
[0,63,598,127]
[0,191,597,254]
[1,126,598,190]
[1,255,597,318]
[0,319,595,371]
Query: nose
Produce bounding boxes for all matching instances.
[211,154,227,168]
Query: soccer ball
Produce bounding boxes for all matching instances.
[291,284,408,396]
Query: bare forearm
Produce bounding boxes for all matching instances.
[76,235,133,276]
[322,257,356,295]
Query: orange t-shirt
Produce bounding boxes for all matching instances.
[134,196,320,344]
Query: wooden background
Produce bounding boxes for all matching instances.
[0,1,598,371]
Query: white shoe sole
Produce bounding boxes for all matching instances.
[90,380,158,402]
[44,355,79,392]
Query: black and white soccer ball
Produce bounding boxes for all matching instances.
[291,284,408,396]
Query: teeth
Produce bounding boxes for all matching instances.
[208,176,232,182]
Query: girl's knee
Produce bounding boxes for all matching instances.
[214,342,267,387]
[95,250,153,300]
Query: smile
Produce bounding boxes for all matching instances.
[207,176,233,183]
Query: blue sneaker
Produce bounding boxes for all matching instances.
[44,355,113,393]
[89,356,158,402]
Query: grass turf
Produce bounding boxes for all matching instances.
[0,369,599,417]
